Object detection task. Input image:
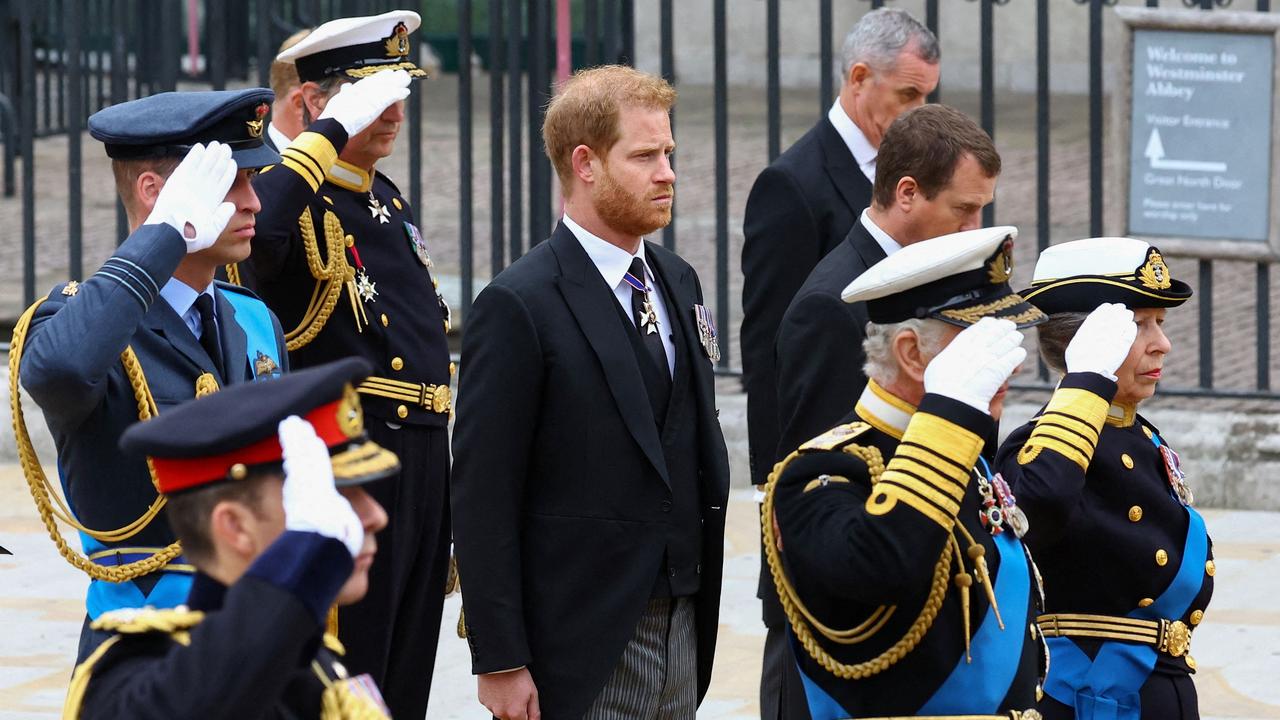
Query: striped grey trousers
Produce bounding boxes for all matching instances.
[582,596,697,720]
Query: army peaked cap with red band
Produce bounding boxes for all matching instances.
[119,358,399,494]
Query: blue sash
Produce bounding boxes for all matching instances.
[1043,507,1208,720]
[80,534,194,619]
[919,529,1031,714]
[221,289,281,379]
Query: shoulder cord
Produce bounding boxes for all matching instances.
[760,443,955,679]
[285,208,352,351]
[10,298,182,582]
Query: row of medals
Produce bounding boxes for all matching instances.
[352,191,450,330]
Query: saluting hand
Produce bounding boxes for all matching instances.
[1065,302,1137,381]
[318,68,412,138]
[924,317,1026,414]
[278,415,364,558]
[479,668,541,720]
[144,141,238,254]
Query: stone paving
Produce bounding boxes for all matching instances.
[2,76,1279,403]
[2,390,1280,718]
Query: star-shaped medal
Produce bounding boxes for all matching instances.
[368,194,391,224]
[639,299,660,335]
[356,269,378,302]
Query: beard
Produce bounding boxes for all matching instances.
[592,165,673,238]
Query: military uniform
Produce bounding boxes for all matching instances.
[247,12,450,717]
[997,239,1211,720]
[63,357,400,720]
[14,90,290,661]
[765,226,1048,720]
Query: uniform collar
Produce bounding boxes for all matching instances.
[562,213,652,291]
[159,277,215,322]
[827,100,877,182]
[860,208,902,257]
[187,572,227,612]
[855,379,916,440]
[326,158,374,193]
[1106,402,1137,428]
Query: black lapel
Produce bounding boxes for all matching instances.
[215,289,249,382]
[645,245,713,422]
[550,223,670,487]
[845,219,889,270]
[818,118,873,217]
[143,299,223,381]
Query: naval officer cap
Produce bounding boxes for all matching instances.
[276,10,430,83]
[1020,237,1193,314]
[841,226,1047,329]
[88,88,281,169]
[119,358,400,495]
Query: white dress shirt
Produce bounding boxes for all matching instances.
[158,277,216,341]
[827,100,877,183]
[267,122,293,153]
[860,208,902,257]
[563,214,675,376]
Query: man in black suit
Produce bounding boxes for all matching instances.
[775,103,1001,461]
[741,11,939,716]
[452,65,730,720]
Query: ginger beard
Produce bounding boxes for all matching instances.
[591,158,674,238]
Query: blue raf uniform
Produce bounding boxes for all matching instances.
[15,89,313,662]
[765,227,1048,720]
[243,12,451,719]
[63,358,398,720]
[997,239,1212,720]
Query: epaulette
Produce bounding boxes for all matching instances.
[799,421,871,453]
[90,606,206,635]
[213,279,264,300]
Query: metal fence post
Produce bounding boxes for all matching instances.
[460,0,475,318]
[67,0,83,281]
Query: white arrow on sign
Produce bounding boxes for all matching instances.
[1145,128,1227,173]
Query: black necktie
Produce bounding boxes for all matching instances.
[194,294,222,369]
[627,257,672,400]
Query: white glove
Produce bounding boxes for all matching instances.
[143,142,238,254]
[279,416,364,558]
[1065,303,1136,381]
[318,69,412,138]
[924,317,1026,413]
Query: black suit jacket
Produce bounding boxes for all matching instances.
[740,117,872,486]
[451,222,731,719]
[775,220,887,461]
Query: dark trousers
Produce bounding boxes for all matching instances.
[760,624,812,720]
[338,422,451,720]
[1039,672,1200,720]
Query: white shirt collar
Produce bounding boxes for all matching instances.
[562,214,651,288]
[860,208,902,257]
[159,278,215,337]
[827,100,877,182]
[267,121,292,152]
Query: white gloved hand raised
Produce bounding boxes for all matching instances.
[1065,302,1136,381]
[143,141,238,254]
[317,69,412,138]
[279,415,363,558]
[924,317,1026,414]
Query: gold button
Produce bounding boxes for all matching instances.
[1142,426,1154,439]
[1121,453,1134,469]
[1138,598,1154,607]
[1190,609,1204,625]
[397,404,408,419]
[392,197,403,210]
[380,313,389,327]
[1156,549,1169,566]
[229,463,248,480]
[1128,506,1143,522]
[1205,560,1216,577]
[391,357,404,371]
[432,277,439,290]
[449,362,457,376]
[344,234,355,248]
[323,195,333,205]
[1185,654,1197,670]
[1029,622,1038,639]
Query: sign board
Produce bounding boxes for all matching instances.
[1110,8,1280,260]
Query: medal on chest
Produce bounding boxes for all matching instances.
[623,270,661,334]
[975,460,1030,538]
[1159,441,1195,506]
[367,191,391,224]
[404,221,433,269]
[344,244,374,332]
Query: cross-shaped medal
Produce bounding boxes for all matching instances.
[368,193,391,224]
[639,299,660,334]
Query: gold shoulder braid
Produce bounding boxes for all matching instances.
[314,661,391,720]
[286,207,355,351]
[9,298,182,582]
[761,436,955,679]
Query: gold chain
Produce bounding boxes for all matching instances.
[9,297,182,582]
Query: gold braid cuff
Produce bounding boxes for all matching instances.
[1017,387,1110,469]
[10,298,182,582]
[867,411,983,530]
